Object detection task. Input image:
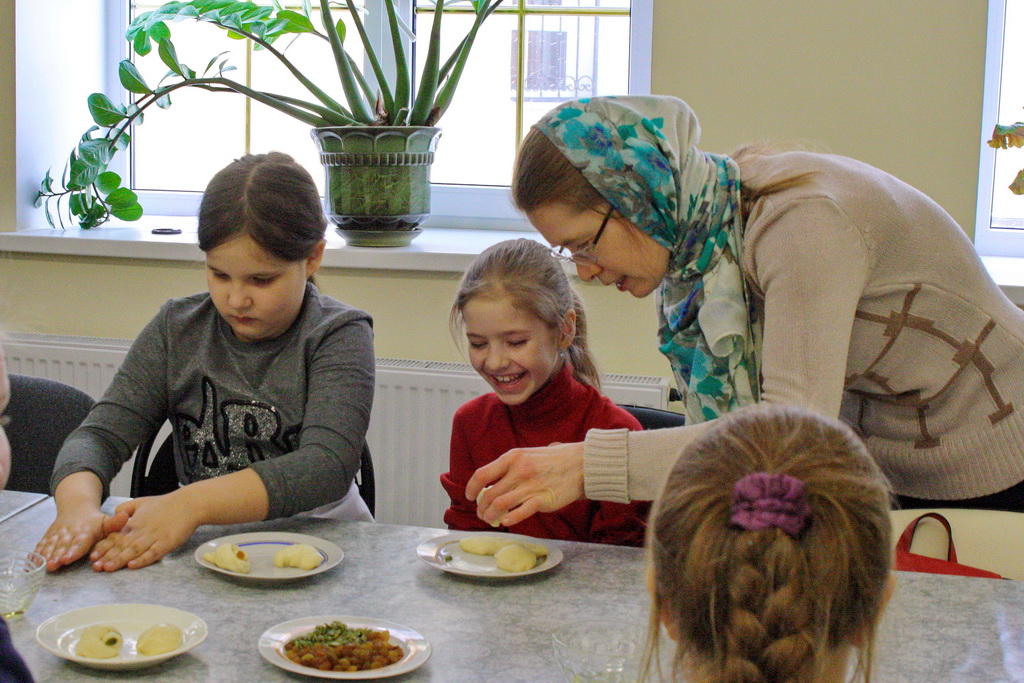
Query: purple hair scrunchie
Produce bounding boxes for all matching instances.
[730,472,810,537]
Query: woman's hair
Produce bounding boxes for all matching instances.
[512,127,605,215]
[450,238,601,390]
[512,128,813,224]
[197,152,326,261]
[645,404,893,683]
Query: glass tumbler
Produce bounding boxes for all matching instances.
[0,550,46,619]
[551,620,645,682]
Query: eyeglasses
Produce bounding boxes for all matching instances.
[550,205,614,266]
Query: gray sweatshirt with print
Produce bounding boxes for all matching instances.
[51,283,375,518]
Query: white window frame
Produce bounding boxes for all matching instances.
[975,0,1022,256]
[106,0,653,231]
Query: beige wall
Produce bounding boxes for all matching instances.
[0,0,14,230]
[0,2,992,380]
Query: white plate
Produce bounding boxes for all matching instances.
[258,615,431,680]
[416,531,563,578]
[35,603,207,671]
[194,532,343,580]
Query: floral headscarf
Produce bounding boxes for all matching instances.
[534,95,761,423]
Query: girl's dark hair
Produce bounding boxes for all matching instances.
[645,404,893,683]
[197,152,326,261]
[450,238,601,390]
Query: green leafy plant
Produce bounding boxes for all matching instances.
[35,0,502,229]
[987,120,1024,195]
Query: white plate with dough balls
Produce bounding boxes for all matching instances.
[34,603,207,671]
[416,532,563,578]
[194,531,343,580]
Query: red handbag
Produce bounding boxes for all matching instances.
[894,512,1002,579]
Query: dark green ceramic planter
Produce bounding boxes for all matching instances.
[311,126,442,247]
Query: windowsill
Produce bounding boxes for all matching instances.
[979,255,1024,307]
[0,221,540,274]
[4,225,1024,304]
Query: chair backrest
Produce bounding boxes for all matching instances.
[620,404,687,430]
[130,429,179,498]
[355,442,375,517]
[130,430,376,517]
[5,374,95,494]
[890,507,1024,580]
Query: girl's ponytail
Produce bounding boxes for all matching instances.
[566,290,600,390]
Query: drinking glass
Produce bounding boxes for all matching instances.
[551,620,645,682]
[0,550,46,620]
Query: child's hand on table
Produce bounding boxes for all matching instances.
[35,506,126,571]
[88,494,201,571]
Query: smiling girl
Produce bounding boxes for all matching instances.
[440,238,649,546]
[36,152,375,572]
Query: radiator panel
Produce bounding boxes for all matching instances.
[5,332,670,526]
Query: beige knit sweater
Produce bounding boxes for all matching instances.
[585,151,1024,503]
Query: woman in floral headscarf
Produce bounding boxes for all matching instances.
[468,94,1024,524]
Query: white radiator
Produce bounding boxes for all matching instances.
[4,332,670,527]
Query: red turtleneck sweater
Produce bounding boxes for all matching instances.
[441,363,649,546]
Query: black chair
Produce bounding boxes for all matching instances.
[620,404,687,430]
[130,430,376,517]
[130,429,178,499]
[5,374,95,494]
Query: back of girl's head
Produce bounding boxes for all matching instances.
[450,238,601,390]
[197,152,326,261]
[647,404,892,683]
[512,127,605,215]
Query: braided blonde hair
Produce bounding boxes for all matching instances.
[645,404,893,683]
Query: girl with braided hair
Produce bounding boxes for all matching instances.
[645,404,893,683]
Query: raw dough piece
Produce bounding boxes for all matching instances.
[273,543,323,570]
[136,623,183,656]
[494,543,538,572]
[459,535,510,556]
[203,543,251,573]
[476,486,502,527]
[76,625,123,659]
[459,535,549,558]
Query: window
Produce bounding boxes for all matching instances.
[117,0,651,229]
[976,0,1024,256]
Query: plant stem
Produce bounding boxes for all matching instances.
[319,0,375,123]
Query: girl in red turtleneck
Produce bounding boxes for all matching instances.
[440,239,649,546]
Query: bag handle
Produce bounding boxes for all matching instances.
[896,512,957,562]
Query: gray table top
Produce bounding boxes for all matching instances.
[3,493,1024,682]
[0,490,46,526]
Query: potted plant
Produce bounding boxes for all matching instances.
[988,122,1024,195]
[35,0,501,246]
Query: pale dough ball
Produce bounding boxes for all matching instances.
[459,535,510,555]
[494,543,538,572]
[203,542,251,573]
[459,536,549,560]
[476,486,502,527]
[521,541,549,558]
[136,623,183,656]
[76,625,123,659]
[273,543,323,570]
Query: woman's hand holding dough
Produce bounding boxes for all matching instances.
[466,441,586,527]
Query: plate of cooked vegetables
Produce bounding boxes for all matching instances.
[194,532,343,580]
[35,603,208,671]
[258,616,431,679]
[416,531,563,578]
